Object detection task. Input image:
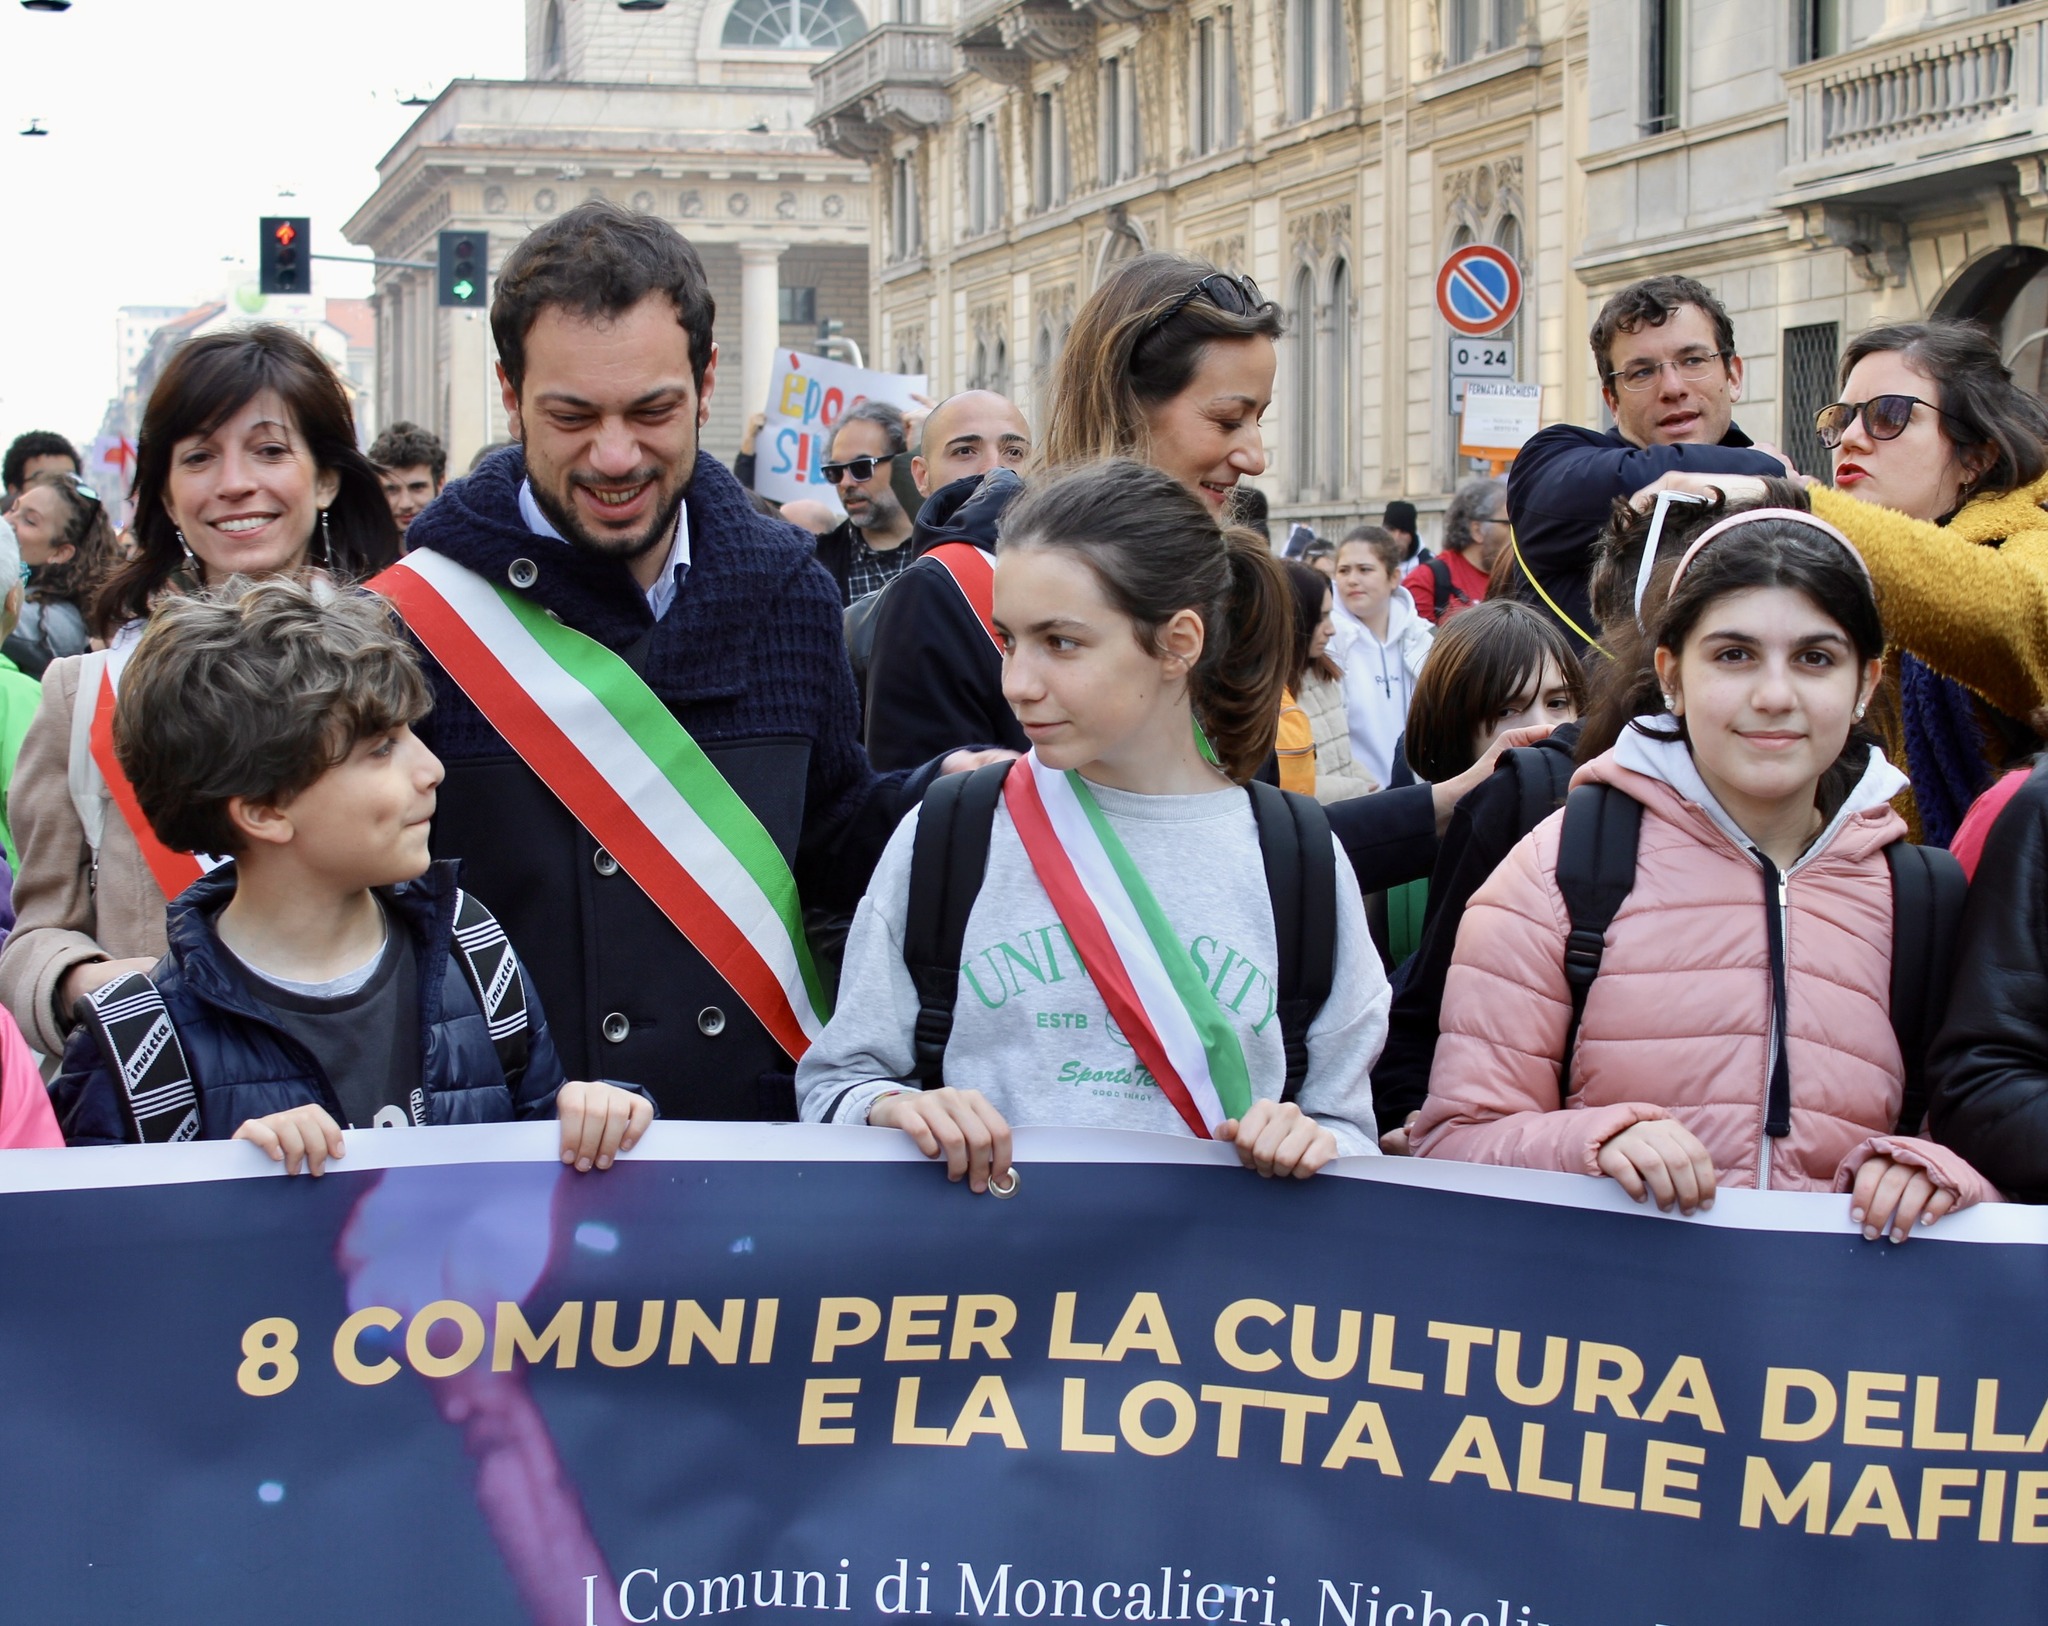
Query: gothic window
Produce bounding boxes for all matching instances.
[542,0,565,77]
[722,0,868,51]
[1493,214,1525,361]
[1291,264,1318,498]
[1444,0,1524,67]
[971,340,990,392]
[1034,320,1057,423]
[1322,259,1352,500]
[992,336,1009,396]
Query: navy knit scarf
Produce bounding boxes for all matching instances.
[1899,650,1991,849]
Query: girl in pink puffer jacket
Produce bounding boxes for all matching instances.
[1416,505,1993,1242]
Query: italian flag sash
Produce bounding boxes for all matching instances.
[87,653,215,901]
[921,543,1000,651]
[372,550,830,1060]
[1002,753,1253,1137]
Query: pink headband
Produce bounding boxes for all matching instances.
[1665,506,1872,598]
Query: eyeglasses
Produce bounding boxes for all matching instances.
[1141,272,1267,341]
[820,453,897,484]
[1813,394,1969,449]
[1607,350,1732,392]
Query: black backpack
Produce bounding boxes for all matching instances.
[1551,782,1966,1137]
[74,890,533,1143]
[901,760,1336,1099]
[1426,555,1472,619]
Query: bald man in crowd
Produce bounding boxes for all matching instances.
[861,390,1034,769]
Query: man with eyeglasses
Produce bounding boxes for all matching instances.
[811,400,917,607]
[1505,274,1792,648]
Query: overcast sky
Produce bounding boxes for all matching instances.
[0,0,527,447]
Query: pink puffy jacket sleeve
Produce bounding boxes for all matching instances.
[1835,1136,1999,1210]
[1413,823,1669,1174]
[0,1006,59,1149]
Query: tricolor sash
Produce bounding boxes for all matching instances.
[1002,753,1254,1137]
[85,653,216,901]
[372,551,830,1060]
[921,543,1000,651]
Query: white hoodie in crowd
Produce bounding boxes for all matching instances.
[795,777,1388,1156]
[1330,586,1433,789]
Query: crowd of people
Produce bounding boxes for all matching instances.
[2,204,2046,1246]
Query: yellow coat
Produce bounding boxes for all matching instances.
[1808,474,2048,836]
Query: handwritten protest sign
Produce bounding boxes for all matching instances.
[756,350,928,510]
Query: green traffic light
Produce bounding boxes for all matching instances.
[453,279,476,302]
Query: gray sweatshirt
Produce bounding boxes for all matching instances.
[795,778,1387,1156]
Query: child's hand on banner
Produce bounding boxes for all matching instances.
[870,1086,1014,1194]
[234,1104,346,1177]
[1596,1118,1717,1214]
[554,1080,654,1173]
[1217,1100,1338,1179]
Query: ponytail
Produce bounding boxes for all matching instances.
[998,459,1293,783]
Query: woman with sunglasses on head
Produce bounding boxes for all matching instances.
[1042,253,1549,891]
[0,324,399,1057]
[1636,319,2048,847]
[4,471,118,680]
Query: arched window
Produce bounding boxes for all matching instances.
[1034,321,1057,423]
[722,0,868,51]
[992,336,1008,397]
[542,0,565,76]
[1291,265,1317,499]
[1493,214,1525,367]
[971,339,989,392]
[1323,259,1351,501]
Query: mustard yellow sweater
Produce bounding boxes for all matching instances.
[1810,474,2048,833]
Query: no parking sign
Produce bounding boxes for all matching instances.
[1435,244,1521,337]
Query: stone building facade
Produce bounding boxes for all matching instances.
[346,0,878,473]
[814,0,2048,541]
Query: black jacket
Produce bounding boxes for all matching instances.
[1372,724,1583,1132]
[400,447,940,1118]
[862,470,1030,770]
[1506,422,1784,641]
[1928,766,2048,1197]
[53,861,565,1145]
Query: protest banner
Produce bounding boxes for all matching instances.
[755,351,928,511]
[2,1122,2045,1625]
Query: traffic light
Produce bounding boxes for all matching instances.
[438,231,487,308]
[259,216,310,296]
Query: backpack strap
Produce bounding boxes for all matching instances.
[902,759,1014,1089]
[1427,555,1469,616]
[448,889,531,1089]
[1552,783,1644,1092]
[1246,781,1337,1103]
[74,971,201,1145]
[1503,742,1574,837]
[1885,842,1967,1136]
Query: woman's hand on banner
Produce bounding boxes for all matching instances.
[234,1104,346,1177]
[555,1081,654,1173]
[870,1086,1014,1194]
[1595,1118,1717,1214]
[1217,1100,1338,1179]
[1849,1152,1957,1244]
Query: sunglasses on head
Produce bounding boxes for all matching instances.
[820,453,897,484]
[1140,272,1266,341]
[1814,394,1970,449]
[58,471,99,508]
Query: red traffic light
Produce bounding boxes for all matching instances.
[272,221,298,247]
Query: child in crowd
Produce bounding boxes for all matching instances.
[51,580,651,1175]
[1371,601,1586,1146]
[1276,560,1375,804]
[1417,507,1992,1240]
[1329,526,1432,789]
[797,461,1387,1188]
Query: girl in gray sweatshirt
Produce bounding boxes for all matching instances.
[795,462,1387,1191]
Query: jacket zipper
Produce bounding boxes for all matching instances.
[1754,854,1793,1190]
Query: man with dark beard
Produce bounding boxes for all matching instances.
[383,202,987,1118]
[812,400,916,606]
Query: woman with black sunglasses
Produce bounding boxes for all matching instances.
[1635,318,2048,846]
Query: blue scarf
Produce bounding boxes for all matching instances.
[1899,651,1991,849]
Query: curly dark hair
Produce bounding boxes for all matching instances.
[3,429,79,492]
[367,420,447,483]
[1589,274,1736,384]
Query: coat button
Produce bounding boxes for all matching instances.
[697,1006,726,1037]
[602,1012,631,1044]
[593,848,619,876]
[508,557,539,588]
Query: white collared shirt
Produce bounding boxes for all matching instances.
[517,478,692,621]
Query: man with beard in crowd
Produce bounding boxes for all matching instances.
[812,401,917,607]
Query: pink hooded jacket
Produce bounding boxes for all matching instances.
[1415,727,1994,1204]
